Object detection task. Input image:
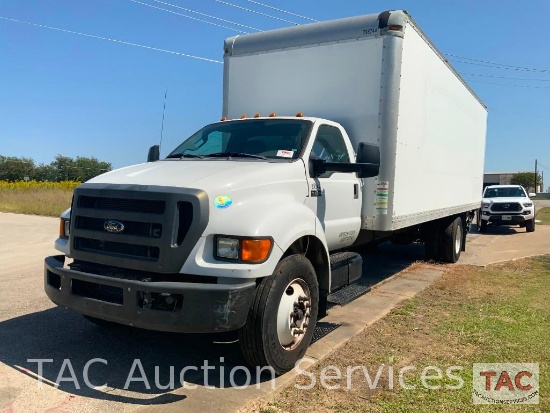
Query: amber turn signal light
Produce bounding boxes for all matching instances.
[241,239,272,263]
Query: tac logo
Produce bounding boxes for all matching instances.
[473,363,539,404]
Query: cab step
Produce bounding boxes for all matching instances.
[326,251,369,305]
[327,283,371,306]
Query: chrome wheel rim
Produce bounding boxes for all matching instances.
[276,278,311,350]
[455,224,462,256]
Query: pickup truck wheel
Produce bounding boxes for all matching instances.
[441,217,462,263]
[479,220,488,233]
[526,218,535,232]
[238,254,319,375]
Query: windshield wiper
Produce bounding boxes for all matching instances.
[205,152,268,160]
[166,153,204,159]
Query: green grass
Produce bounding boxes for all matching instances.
[0,187,73,216]
[535,207,550,225]
[257,257,550,413]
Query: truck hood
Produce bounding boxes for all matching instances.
[86,159,307,195]
[482,197,530,204]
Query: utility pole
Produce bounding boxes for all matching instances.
[534,159,538,193]
[542,171,545,193]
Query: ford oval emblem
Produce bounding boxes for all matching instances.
[104,220,125,233]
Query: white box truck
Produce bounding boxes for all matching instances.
[45,10,487,374]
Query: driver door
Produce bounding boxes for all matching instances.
[304,124,362,250]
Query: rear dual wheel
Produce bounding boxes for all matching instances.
[424,216,463,263]
[441,217,463,263]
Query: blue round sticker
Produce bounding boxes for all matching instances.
[214,195,233,209]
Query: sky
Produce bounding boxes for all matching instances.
[1,0,550,179]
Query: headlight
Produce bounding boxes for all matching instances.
[217,237,240,259]
[523,202,533,207]
[216,236,273,263]
[59,219,70,238]
[482,202,491,208]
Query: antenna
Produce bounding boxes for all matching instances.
[159,87,167,152]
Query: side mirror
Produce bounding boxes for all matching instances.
[309,143,380,179]
[357,142,380,165]
[355,143,380,178]
[147,145,160,162]
[529,193,536,198]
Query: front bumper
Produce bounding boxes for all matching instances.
[481,213,532,224]
[44,255,256,333]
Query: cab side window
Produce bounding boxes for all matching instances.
[310,125,350,164]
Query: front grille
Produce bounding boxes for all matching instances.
[69,184,208,273]
[491,202,522,212]
[75,216,162,238]
[78,196,165,214]
[75,237,160,260]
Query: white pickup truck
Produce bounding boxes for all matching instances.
[480,185,536,232]
[45,10,487,374]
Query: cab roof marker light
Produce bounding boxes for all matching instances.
[220,117,228,121]
[296,112,304,117]
[240,115,247,119]
[254,113,261,118]
[269,112,277,117]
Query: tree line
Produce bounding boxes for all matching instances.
[0,154,112,182]
[510,172,543,192]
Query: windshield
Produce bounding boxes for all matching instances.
[167,119,312,160]
[484,187,527,198]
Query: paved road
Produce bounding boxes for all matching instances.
[1,212,549,412]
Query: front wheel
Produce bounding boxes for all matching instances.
[526,218,535,232]
[479,220,488,233]
[238,254,319,375]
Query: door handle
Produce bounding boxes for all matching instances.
[354,184,359,199]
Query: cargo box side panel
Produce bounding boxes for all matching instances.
[392,23,487,229]
[224,38,384,151]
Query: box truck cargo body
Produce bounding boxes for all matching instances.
[223,10,487,234]
[44,10,487,374]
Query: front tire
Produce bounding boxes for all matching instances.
[526,218,535,232]
[479,220,488,233]
[238,254,319,375]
